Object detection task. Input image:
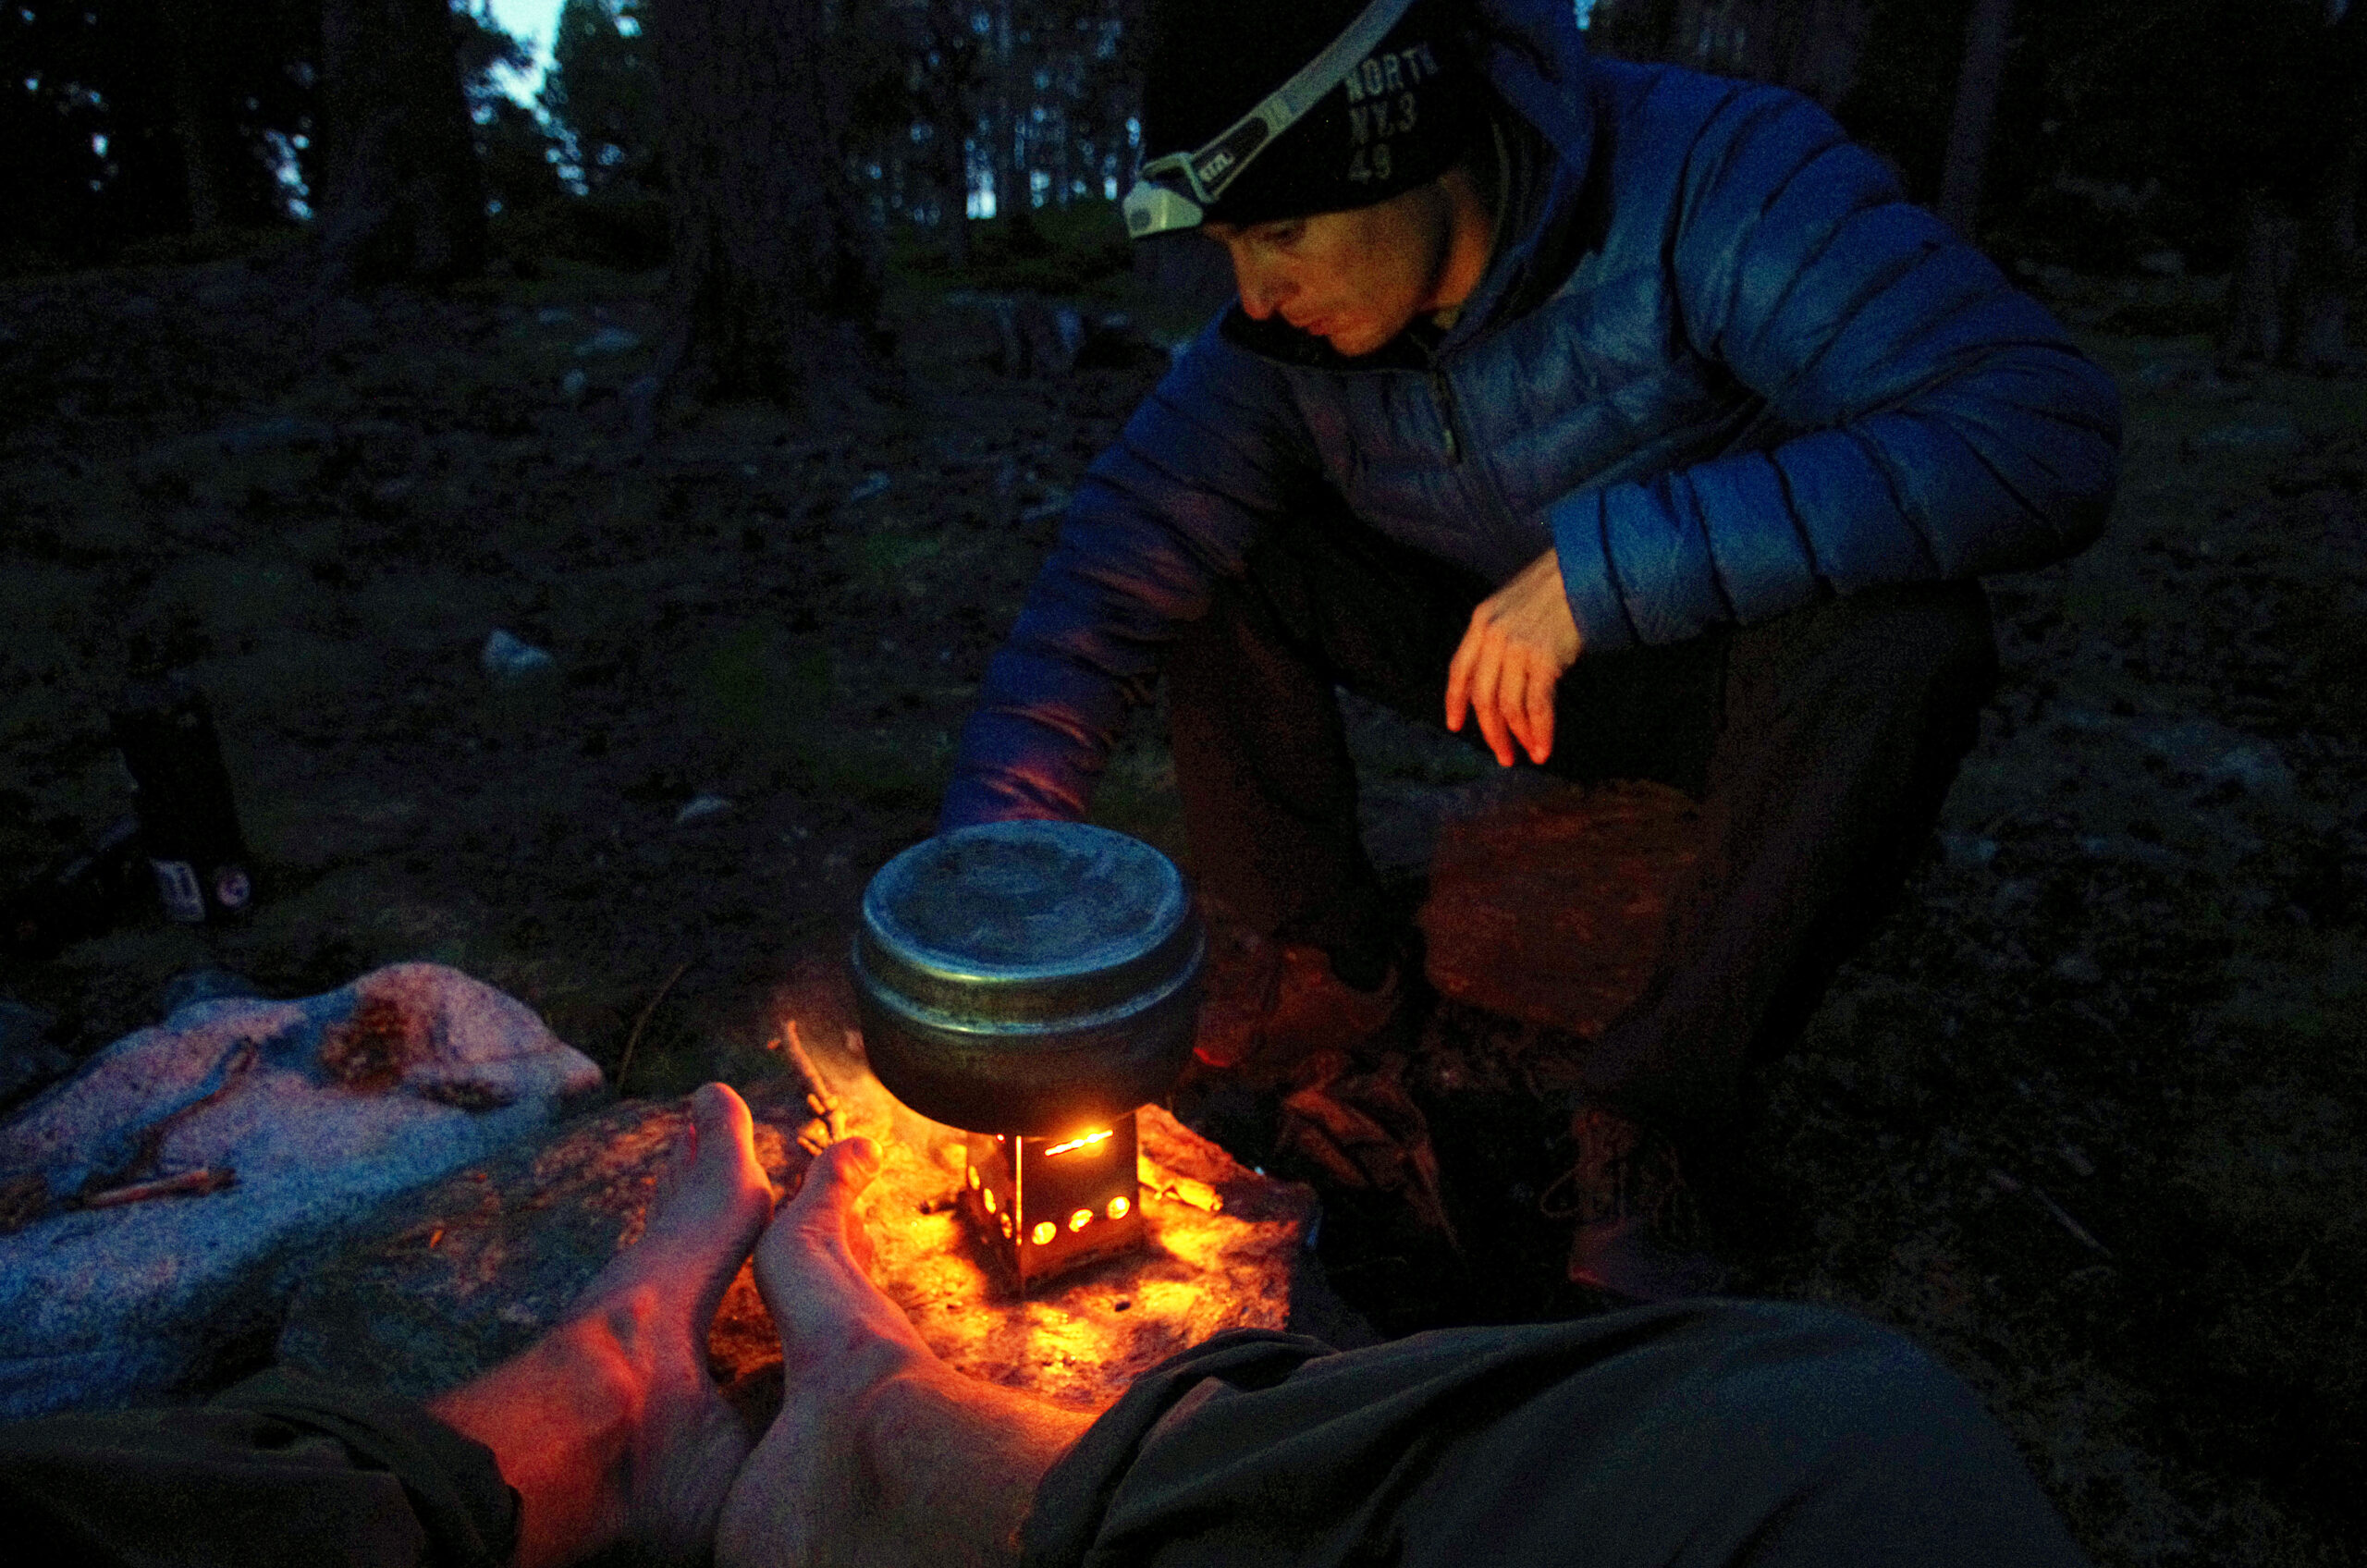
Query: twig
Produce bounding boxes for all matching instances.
[80,1168,237,1208]
[115,1043,258,1189]
[1988,1168,2110,1256]
[617,960,691,1095]
[1139,1157,1223,1214]
[2028,1182,2111,1257]
[781,1021,844,1144]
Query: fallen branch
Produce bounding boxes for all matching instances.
[617,960,691,1095]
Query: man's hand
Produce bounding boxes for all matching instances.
[1445,546,1582,766]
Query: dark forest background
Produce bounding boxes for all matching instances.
[6,6,2367,1565]
[6,0,2365,386]
[5,6,2367,1562]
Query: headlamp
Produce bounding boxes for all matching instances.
[1122,0,1419,238]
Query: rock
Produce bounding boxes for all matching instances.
[573,326,643,356]
[2140,718,2295,796]
[2053,953,2104,986]
[674,794,733,826]
[1941,831,2000,870]
[2207,743,2294,797]
[1417,780,1699,1035]
[281,1088,807,1410]
[0,963,603,1418]
[482,629,557,684]
[158,967,264,1021]
[283,1037,1331,1420]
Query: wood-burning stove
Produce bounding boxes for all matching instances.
[852,822,1203,1289]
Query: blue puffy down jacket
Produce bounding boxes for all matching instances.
[939,0,2121,830]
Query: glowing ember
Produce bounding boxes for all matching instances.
[1044,1129,1116,1158]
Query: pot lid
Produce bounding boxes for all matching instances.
[856,823,1196,1025]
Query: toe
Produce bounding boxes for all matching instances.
[690,1082,754,1170]
[792,1135,881,1224]
[762,1136,883,1289]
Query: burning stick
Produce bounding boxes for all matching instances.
[1139,1157,1223,1214]
[780,1020,845,1152]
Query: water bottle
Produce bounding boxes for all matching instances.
[110,680,253,925]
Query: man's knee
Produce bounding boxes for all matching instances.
[1772,580,1999,714]
[1662,1302,2085,1567]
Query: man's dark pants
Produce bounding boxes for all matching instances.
[0,1304,2088,1567]
[1165,505,1997,1127]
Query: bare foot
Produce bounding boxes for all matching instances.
[717,1137,1095,1568]
[432,1082,777,1568]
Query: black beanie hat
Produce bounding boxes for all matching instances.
[1137,0,1479,227]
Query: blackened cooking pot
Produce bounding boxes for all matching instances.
[851,822,1204,1136]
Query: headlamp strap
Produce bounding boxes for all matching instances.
[1130,0,1421,228]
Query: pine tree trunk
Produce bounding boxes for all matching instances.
[939,122,973,268]
[1055,106,1071,208]
[989,0,1024,225]
[314,0,487,286]
[2294,11,2367,372]
[2221,5,2364,370]
[1595,0,1864,107]
[921,0,974,270]
[1595,0,1686,60]
[1777,0,1869,106]
[652,0,884,402]
[2293,144,2361,372]
[1937,0,2013,236]
[2223,190,2300,367]
[158,0,237,233]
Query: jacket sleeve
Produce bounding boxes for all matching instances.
[939,329,1311,830]
[1547,83,2123,654]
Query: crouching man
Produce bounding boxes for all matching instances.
[938,0,2119,1293]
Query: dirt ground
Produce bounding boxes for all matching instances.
[2,251,2363,1566]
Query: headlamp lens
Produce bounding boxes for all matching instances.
[1122,172,1205,238]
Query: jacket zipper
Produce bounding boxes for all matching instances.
[1431,364,1467,464]
[1423,349,1526,553]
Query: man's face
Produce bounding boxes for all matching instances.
[1206,178,1459,358]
